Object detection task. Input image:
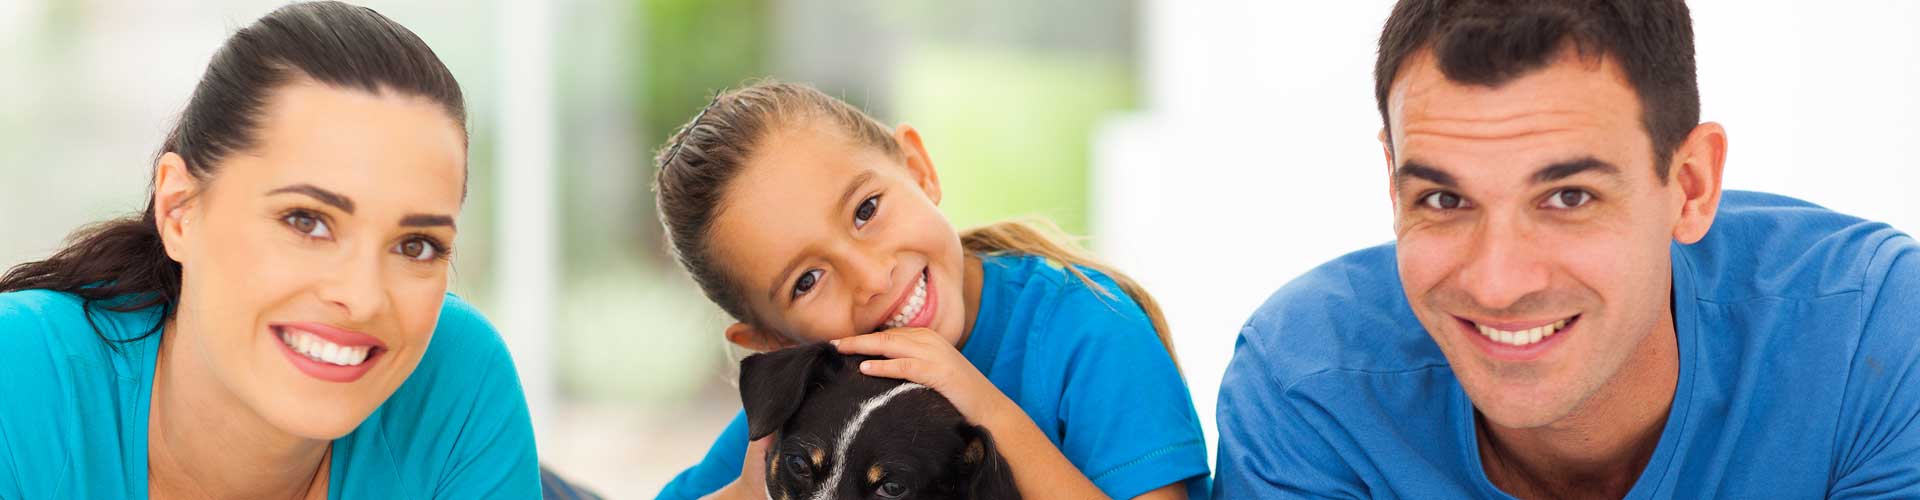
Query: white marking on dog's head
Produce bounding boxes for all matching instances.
[806,382,927,500]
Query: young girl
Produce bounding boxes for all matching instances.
[650,82,1209,500]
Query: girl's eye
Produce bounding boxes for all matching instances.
[394,237,444,262]
[792,269,823,300]
[1419,191,1470,211]
[853,195,880,229]
[284,211,332,239]
[876,481,908,499]
[1544,188,1593,209]
[784,454,811,479]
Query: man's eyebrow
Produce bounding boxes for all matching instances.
[267,184,355,213]
[1532,157,1621,184]
[1394,161,1457,191]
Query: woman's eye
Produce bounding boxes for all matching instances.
[792,269,823,299]
[1419,191,1469,211]
[1544,188,1593,209]
[784,455,811,478]
[853,195,880,228]
[284,211,332,239]
[876,481,908,499]
[394,237,442,262]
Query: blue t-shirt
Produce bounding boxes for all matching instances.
[1214,191,1920,499]
[658,253,1212,500]
[0,291,541,499]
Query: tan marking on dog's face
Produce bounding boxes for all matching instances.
[811,447,826,469]
[868,464,884,484]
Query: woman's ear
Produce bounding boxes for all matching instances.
[726,322,794,353]
[152,152,198,263]
[892,123,941,205]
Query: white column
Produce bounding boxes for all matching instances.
[495,0,558,443]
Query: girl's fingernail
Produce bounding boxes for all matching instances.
[830,339,840,346]
[860,361,873,372]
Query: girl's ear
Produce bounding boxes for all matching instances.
[726,322,794,353]
[892,123,941,205]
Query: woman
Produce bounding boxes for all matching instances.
[0,2,538,498]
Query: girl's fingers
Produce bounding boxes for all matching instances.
[831,328,936,357]
[857,357,928,382]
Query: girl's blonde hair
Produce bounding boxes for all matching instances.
[653,80,1176,362]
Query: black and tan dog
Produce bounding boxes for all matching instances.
[740,343,1021,500]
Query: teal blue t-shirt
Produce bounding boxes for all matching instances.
[657,253,1212,500]
[0,291,540,499]
[1215,191,1920,498]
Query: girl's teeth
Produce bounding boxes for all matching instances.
[1474,319,1570,347]
[885,273,932,329]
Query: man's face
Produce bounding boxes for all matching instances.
[1385,47,1687,430]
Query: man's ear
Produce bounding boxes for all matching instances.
[892,124,941,205]
[957,424,1021,500]
[1670,122,1728,245]
[152,152,198,263]
[726,322,794,353]
[739,343,841,440]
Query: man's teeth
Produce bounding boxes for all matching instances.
[1475,319,1570,347]
[884,272,930,329]
[279,329,372,366]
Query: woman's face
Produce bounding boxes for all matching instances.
[157,80,466,439]
[708,122,970,350]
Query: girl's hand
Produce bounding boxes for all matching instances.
[830,328,1014,423]
[703,436,771,500]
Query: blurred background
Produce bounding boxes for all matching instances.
[1,0,1914,496]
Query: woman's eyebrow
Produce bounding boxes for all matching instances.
[267,183,355,213]
[399,214,455,229]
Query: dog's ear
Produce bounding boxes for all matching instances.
[957,423,1021,500]
[740,343,839,440]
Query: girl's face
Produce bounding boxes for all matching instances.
[155,80,466,439]
[708,121,969,351]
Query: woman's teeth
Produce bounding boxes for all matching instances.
[1476,319,1570,347]
[279,328,372,366]
[884,272,930,329]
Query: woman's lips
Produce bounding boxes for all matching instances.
[270,322,386,383]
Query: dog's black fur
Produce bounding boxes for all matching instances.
[741,344,1021,500]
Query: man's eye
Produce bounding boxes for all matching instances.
[1419,191,1469,210]
[854,195,880,228]
[792,269,823,299]
[1544,188,1593,209]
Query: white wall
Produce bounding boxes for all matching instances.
[1096,0,1920,465]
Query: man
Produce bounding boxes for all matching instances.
[1214,1,1919,498]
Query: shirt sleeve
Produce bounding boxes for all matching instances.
[1829,236,1920,498]
[654,412,749,500]
[1213,323,1368,500]
[1042,278,1210,500]
[393,296,542,499]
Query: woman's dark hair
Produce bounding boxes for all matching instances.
[0,1,467,343]
[1375,0,1699,180]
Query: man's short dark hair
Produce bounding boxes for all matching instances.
[1375,0,1700,180]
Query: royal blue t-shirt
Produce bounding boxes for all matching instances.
[0,291,541,499]
[1214,191,1920,498]
[658,253,1212,499]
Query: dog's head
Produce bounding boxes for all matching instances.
[740,344,1021,500]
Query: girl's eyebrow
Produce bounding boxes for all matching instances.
[268,183,355,213]
[838,170,877,213]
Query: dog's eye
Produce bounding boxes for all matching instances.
[784,454,811,479]
[876,481,908,499]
